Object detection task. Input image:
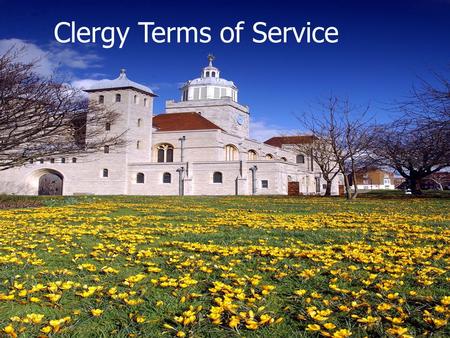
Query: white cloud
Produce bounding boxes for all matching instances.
[0,38,101,77]
[250,119,299,141]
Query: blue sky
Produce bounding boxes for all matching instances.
[0,0,449,140]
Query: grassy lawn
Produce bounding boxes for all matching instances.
[0,196,448,337]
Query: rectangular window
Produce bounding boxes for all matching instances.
[61,158,65,163]
[261,180,269,188]
[104,145,109,154]
[315,177,321,193]
[50,158,55,163]
[99,95,104,104]
[193,88,200,100]
[200,87,207,99]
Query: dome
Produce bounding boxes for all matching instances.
[180,55,238,102]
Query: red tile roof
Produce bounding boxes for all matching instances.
[264,135,315,148]
[153,112,223,132]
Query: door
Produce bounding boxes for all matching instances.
[38,173,63,195]
[288,181,300,196]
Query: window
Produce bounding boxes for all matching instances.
[61,158,65,163]
[200,87,207,99]
[137,118,142,127]
[296,154,305,164]
[72,157,77,163]
[133,95,138,104]
[136,172,145,183]
[182,90,188,101]
[156,144,174,163]
[193,88,200,100]
[213,172,223,183]
[99,95,104,104]
[248,150,257,160]
[136,141,141,149]
[50,158,55,163]
[144,98,147,107]
[261,180,269,188]
[103,169,109,177]
[206,71,210,77]
[39,159,44,164]
[115,94,121,102]
[106,122,111,131]
[29,159,33,164]
[281,157,287,162]
[104,145,110,154]
[265,154,273,160]
[225,144,238,161]
[163,172,171,183]
[211,71,216,77]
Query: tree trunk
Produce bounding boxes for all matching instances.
[409,177,422,195]
[324,180,332,196]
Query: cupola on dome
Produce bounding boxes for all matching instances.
[180,55,238,102]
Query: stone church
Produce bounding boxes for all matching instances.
[0,56,339,196]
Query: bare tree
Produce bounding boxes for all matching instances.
[299,96,373,199]
[0,48,125,170]
[295,136,339,196]
[371,73,450,195]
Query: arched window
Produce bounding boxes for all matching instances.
[72,157,77,163]
[248,150,257,160]
[115,94,121,102]
[136,141,141,149]
[105,122,111,131]
[211,71,216,77]
[104,145,110,154]
[144,98,147,107]
[156,144,174,163]
[206,71,210,77]
[137,118,142,127]
[133,95,138,104]
[225,144,238,161]
[296,154,305,164]
[98,95,104,104]
[265,154,273,160]
[102,169,108,177]
[213,172,223,183]
[281,157,287,162]
[61,158,65,163]
[136,172,145,183]
[163,172,171,183]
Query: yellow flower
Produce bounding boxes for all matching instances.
[3,325,15,335]
[332,329,352,338]
[306,324,321,331]
[26,313,44,324]
[41,326,52,334]
[91,309,103,317]
[229,316,240,329]
[176,331,186,338]
[324,323,336,330]
[295,289,307,296]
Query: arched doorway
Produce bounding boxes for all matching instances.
[38,171,63,195]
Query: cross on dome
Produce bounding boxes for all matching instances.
[207,54,215,67]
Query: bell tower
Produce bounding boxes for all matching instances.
[165,55,250,138]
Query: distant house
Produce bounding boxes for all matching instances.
[351,168,395,190]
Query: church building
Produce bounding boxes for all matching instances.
[0,56,340,196]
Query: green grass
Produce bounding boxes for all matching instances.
[0,195,448,338]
